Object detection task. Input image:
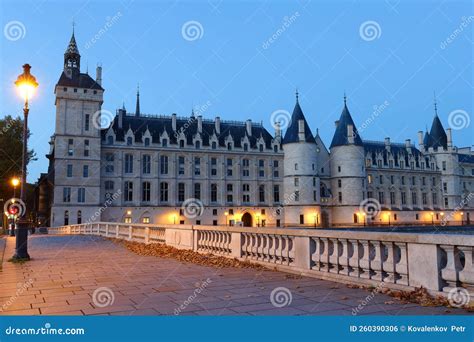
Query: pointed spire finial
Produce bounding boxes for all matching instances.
[72,19,75,35]
[433,91,438,116]
[135,83,140,117]
[343,91,347,106]
[295,88,299,103]
[122,102,126,111]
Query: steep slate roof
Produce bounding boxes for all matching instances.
[363,141,422,157]
[429,115,447,149]
[423,130,433,147]
[459,154,474,164]
[56,72,103,90]
[330,103,363,148]
[102,113,275,149]
[282,100,316,144]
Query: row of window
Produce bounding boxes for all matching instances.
[104,181,281,204]
[365,191,443,206]
[63,187,86,203]
[106,154,281,177]
[367,174,438,186]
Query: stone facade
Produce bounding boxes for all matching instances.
[49,33,474,228]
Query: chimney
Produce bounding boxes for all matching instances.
[405,139,411,148]
[215,116,221,134]
[96,66,102,86]
[446,128,453,148]
[172,113,177,131]
[197,115,202,133]
[275,121,281,138]
[298,120,305,141]
[118,108,124,129]
[334,120,340,128]
[246,119,252,136]
[347,124,354,144]
[418,131,424,150]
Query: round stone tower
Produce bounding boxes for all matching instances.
[329,97,366,226]
[282,92,320,227]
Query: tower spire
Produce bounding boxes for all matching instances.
[433,91,438,116]
[135,84,140,117]
[343,91,347,106]
[295,88,299,103]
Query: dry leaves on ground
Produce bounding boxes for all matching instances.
[111,238,266,270]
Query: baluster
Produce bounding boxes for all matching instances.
[339,239,350,276]
[458,246,474,293]
[394,242,408,285]
[370,241,383,281]
[382,242,396,284]
[328,239,339,273]
[311,238,320,270]
[320,238,329,272]
[440,245,461,292]
[359,240,371,279]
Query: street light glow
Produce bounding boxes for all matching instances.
[15,64,38,104]
[11,178,20,187]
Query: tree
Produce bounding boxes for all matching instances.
[0,115,36,203]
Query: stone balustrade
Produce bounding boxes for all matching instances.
[48,222,474,301]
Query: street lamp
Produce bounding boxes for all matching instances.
[11,177,20,197]
[224,211,228,226]
[12,64,38,261]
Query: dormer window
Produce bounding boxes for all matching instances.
[259,144,264,152]
[195,140,200,149]
[211,141,217,149]
[243,143,248,151]
[127,137,133,146]
[107,136,113,145]
[144,138,150,146]
[180,140,185,148]
[162,139,168,147]
[227,143,232,150]
[273,145,278,153]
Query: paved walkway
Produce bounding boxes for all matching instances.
[0,235,470,316]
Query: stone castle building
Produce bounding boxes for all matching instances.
[44,32,474,228]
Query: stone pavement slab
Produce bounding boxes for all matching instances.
[0,235,471,316]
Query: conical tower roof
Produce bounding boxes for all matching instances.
[330,99,363,148]
[282,93,316,144]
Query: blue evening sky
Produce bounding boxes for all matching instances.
[0,0,472,182]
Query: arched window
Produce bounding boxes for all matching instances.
[64,211,69,225]
[77,211,82,224]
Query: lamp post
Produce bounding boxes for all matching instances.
[12,64,38,261]
[224,211,228,226]
[9,178,20,236]
[461,212,464,226]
